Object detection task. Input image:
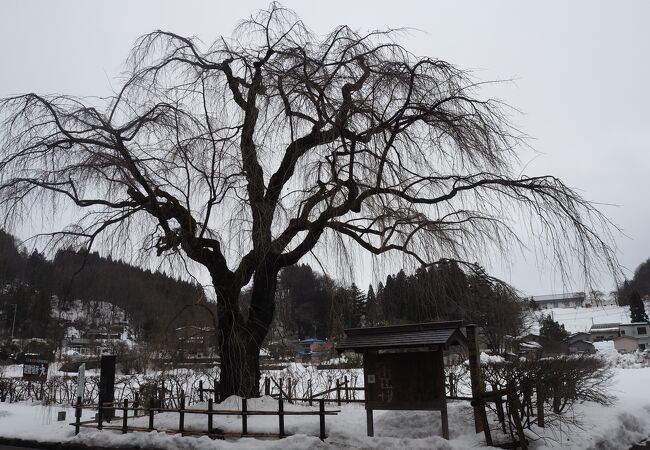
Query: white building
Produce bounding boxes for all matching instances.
[589,322,620,342]
[619,323,650,351]
[532,292,585,309]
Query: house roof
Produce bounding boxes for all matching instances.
[520,341,543,349]
[590,323,620,330]
[532,292,585,304]
[566,332,593,344]
[336,321,467,353]
[300,338,325,345]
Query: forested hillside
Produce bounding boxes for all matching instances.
[0,230,210,343]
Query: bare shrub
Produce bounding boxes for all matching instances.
[482,356,613,443]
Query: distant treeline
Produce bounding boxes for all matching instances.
[0,230,210,343]
[0,227,526,355]
[272,261,524,354]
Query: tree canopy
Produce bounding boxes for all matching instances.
[0,4,620,395]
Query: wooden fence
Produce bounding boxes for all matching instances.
[196,375,364,407]
[259,375,364,406]
[71,388,339,440]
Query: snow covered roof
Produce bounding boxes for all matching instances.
[520,341,543,349]
[590,322,621,331]
[532,292,585,304]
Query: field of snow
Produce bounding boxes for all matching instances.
[530,302,647,334]
[2,303,649,448]
[1,366,649,449]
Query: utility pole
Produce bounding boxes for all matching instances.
[10,303,17,339]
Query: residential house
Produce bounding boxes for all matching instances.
[296,338,330,362]
[516,333,544,358]
[619,323,650,351]
[532,292,585,310]
[589,323,620,342]
[565,332,595,354]
[174,325,216,359]
[614,335,640,353]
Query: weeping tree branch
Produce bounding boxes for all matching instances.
[0,2,620,396]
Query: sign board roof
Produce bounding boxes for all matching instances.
[336,320,467,352]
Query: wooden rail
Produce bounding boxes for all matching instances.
[262,375,364,406]
[71,390,339,441]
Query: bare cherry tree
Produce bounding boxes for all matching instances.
[0,4,618,396]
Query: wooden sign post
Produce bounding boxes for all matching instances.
[336,321,467,440]
[99,355,116,420]
[23,355,48,382]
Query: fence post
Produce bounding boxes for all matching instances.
[122,399,128,434]
[278,384,285,438]
[160,381,165,409]
[319,399,326,440]
[208,398,213,433]
[148,398,154,431]
[74,396,82,436]
[242,397,248,435]
[336,380,341,406]
[537,383,545,428]
[308,379,312,406]
[97,399,103,431]
[134,393,140,417]
[199,380,204,402]
[179,391,185,435]
[344,376,349,403]
[264,377,270,396]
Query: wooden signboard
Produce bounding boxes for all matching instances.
[364,349,445,410]
[23,355,48,381]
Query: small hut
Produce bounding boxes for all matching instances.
[336,320,467,439]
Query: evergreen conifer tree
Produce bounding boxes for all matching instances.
[539,314,569,343]
[629,292,649,323]
[350,283,366,328]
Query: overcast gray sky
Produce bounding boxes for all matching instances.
[1,0,648,296]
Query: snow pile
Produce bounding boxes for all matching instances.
[76,432,328,450]
[552,368,650,449]
[593,340,650,368]
[480,353,505,364]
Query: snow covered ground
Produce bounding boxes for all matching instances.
[1,366,649,449]
[531,303,635,334]
[2,304,649,448]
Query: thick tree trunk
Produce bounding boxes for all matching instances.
[215,262,278,399]
[218,325,263,398]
